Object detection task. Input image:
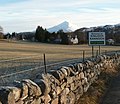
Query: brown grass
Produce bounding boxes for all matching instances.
[76,65,119,104]
[0,40,120,102]
[0,40,120,60]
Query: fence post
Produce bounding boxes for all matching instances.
[82,50,85,62]
[105,50,107,55]
[99,45,101,55]
[92,46,94,59]
[43,53,47,74]
[96,50,98,58]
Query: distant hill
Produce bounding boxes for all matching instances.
[74,23,120,44]
[7,22,120,44]
[47,21,78,33]
[75,23,120,32]
[0,26,3,33]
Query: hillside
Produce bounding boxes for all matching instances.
[74,23,120,44]
[47,21,78,33]
[5,22,120,44]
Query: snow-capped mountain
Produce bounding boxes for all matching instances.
[47,21,78,33]
[0,26,3,33]
[115,23,120,27]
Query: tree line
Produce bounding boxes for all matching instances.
[35,26,70,44]
[1,25,120,45]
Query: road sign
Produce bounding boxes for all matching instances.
[89,32,105,45]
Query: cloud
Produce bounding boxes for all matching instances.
[0,0,120,33]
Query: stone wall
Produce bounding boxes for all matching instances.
[0,53,120,104]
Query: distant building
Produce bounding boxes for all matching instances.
[67,34,79,44]
[16,32,35,41]
[70,35,78,44]
[107,39,115,45]
[0,26,4,39]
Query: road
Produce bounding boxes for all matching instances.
[101,72,120,104]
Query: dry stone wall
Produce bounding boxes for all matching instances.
[0,53,120,104]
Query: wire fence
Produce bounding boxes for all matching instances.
[0,50,115,75]
[0,49,119,85]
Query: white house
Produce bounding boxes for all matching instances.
[70,35,78,44]
[107,39,115,45]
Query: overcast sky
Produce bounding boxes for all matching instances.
[0,0,120,33]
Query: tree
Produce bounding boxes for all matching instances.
[11,32,16,38]
[0,33,3,39]
[0,26,4,39]
[35,26,45,42]
[74,29,87,44]
[4,33,11,39]
[57,29,68,44]
[44,29,50,42]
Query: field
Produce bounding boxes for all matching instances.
[0,40,120,76]
[0,40,120,103]
[0,40,120,60]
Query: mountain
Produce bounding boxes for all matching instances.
[47,21,78,33]
[75,23,120,32]
[0,26,3,33]
[115,23,120,27]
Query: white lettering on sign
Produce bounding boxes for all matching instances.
[89,32,105,45]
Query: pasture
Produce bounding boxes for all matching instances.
[0,40,120,60]
[0,40,120,77]
[0,40,120,103]
[0,40,120,85]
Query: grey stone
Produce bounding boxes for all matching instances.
[56,86,62,95]
[35,79,49,96]
[51,97,58,104]
[60,67,68,76]
[44,94,51,104]
[22,79,42,97]
[67,91,75,104]
[86,69,91,73]
[60,91,67,104]
[80,72,85,79]
[70,83,75,91]
[83,83,89,92]
[15,100,24,104]
[0,87,15,104]
[63,67,71,76]
[73,86,83,100]
[45,73,60,86]
[68,65,78,76]
[49,70,61,80]
[64,88,70,95]
[57,70,65,80]
[77,63,84,72]
[61,82,67,90]
[51,91,57,99]
[5,86,21,102]
[14,81,28,100]
[30,98,41,104]
[66,77,73,84]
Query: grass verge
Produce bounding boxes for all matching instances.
[76,65,119,104]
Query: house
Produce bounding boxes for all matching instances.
[107,39,115,45]
[70,35,78,44]
[67,34,78,44]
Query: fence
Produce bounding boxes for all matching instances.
[0,49,119,85]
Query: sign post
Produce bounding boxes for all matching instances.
[99,45,101,55]
[92,46,94,58]
[89,32,105,57]
[89,32,105,46]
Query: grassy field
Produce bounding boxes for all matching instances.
[0,40,120,61]
[0,40,120,104]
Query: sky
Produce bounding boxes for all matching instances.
[0,0,120,33]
